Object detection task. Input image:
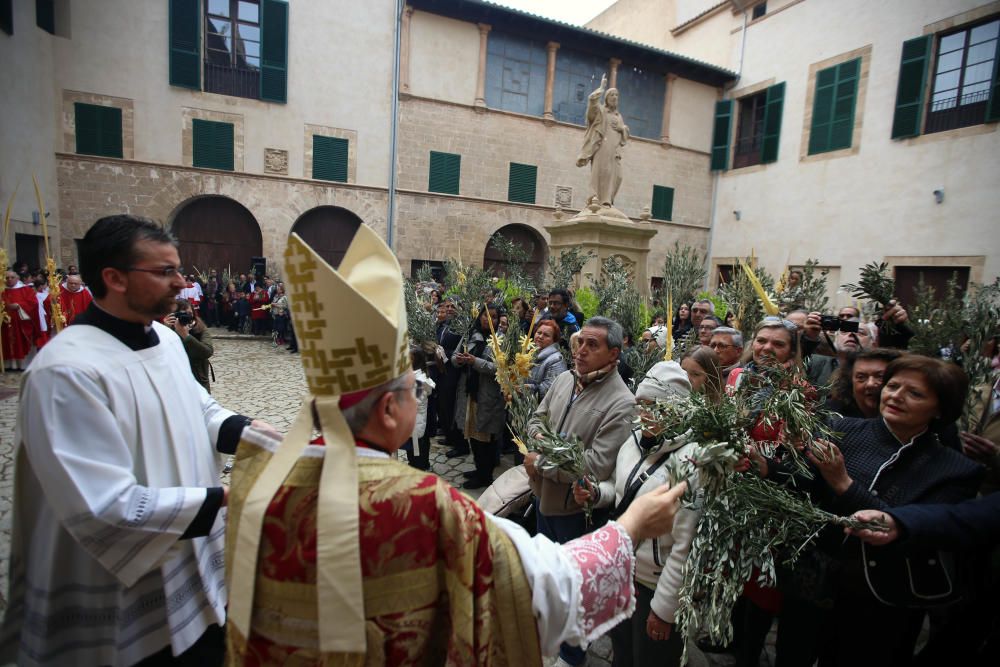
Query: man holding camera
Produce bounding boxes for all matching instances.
[2,215,277,666]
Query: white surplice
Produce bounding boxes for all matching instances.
[0,321,234,666]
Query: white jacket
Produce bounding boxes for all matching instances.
[595,430,701,623]
[412,369,436,443]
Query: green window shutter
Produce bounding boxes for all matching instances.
[710,100,733,171]
[169,0,200,90]
[2,0,14,35]
[74,103,123,158]
[987,37,1000,122]
[36,0,54,34]
[428,151,461,194]
[891,36,932,139]
[809,58,859,154]
[260,0,288,103]
[192,119,234,171]
[760,82,785,164]
[508,163,537,204]
[651,185,674,220]
[313,136,348,182]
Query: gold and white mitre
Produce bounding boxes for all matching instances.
[228,225,409,655]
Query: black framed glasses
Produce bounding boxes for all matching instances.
[126,266,184,277]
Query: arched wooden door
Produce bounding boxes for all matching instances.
[483,224,546,282]
[290,206,363,268]
[171,197,263,277]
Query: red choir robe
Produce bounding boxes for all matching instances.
[58,287,94,326]
[2,285,40,366]
[249,291,270,321]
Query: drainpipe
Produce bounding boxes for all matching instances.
[387,0,404,249]
[703,8,748,289]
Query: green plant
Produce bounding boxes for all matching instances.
[547,246,596,291]
[574,286,599,321]
[907,273,965,358]
[716,260,775,341]
[655,242,707,306]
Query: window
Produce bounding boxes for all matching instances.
[894,266,970,307]
[715,264,735,287]
[192,119,234,170]
[312,136,348,182]
[650,185,674,220]
[752,2,767,20]
[552,49,606,125]
[732,82,785,168]
[614,65,666,140]
[428,151,461,195]
[204,0,261,99]
[169,0,287,102]
[36,0,53,34]
[508,163,537,204]
[808,58,859,154]
[1,0,13,35]
[74,103,123,158]
[925,18,1000,134]
[410,260,445,282]
[710,100,733,170]
[485,31,547,116]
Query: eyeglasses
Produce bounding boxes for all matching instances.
[126,266,184,277]
[709,342,735,350]
[399,379,425,399]
[698,323,717,330]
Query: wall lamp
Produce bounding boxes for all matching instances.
[933,189,944,204]
[733,210,742,221]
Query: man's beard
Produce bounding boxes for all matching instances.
[127,292,178,320]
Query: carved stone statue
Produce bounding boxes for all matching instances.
[576,73,630,208]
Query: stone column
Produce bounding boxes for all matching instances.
[661,73,676,144]
[609,58,621,88]
[543,41,560,122]
[474,23,492,109]
[400,5,414,94]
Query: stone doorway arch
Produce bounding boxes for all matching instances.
[171,196,263,278]
[483,224,546,283]
[290,206,363,268]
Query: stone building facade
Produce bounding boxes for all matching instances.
[588,0,1000,305]
[1,0,733,292]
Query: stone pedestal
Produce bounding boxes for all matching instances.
[545,204,658,297]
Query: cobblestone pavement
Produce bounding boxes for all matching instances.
[0,335,769,665]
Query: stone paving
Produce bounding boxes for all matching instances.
[0,335,771,665]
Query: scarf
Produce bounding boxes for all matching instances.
[573,361,618,395]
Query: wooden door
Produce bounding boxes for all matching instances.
[483,224,545,282]
[290,206,362,268]
[172,197,263,277]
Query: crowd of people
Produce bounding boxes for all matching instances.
[3,230,998,666]
[408,278,999,667]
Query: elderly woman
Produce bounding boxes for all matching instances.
[525,319,568,400]
[453,304,506,489]
[573,362,699,667]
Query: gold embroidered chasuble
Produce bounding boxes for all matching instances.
[226,435,542,666]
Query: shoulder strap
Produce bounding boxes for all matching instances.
[610,448,670,521]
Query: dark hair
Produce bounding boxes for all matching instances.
[473,303,503,335]
[173,297,206,333]
[882,355,968,424]
[80,215,176,298]
[409,344,429,371]
[830,348,904,404]
[548,288,571,305]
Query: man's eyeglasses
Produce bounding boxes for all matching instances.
[709,342,735,350]
[126,266,184,277]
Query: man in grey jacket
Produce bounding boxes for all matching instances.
[524,316,637,667]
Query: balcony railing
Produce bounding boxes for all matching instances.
[204,62,261,100]
[925,89,990,134]
[732,133,763,168]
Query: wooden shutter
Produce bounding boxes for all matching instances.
[891,36,932,139]
[169,0,200,90]
[508,163,537,204]
[760,82,785,163]
[35,0,54,34]
[428,151,461,194]
[809,58,859,154]
[260,0,288,103]
[987,36,1000,123]
[193,119,234,171]
[651,185,674,220]
[313,136,349,182]
[710,100,733,171]
[1,0,13,35]
[74,103,122,158]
